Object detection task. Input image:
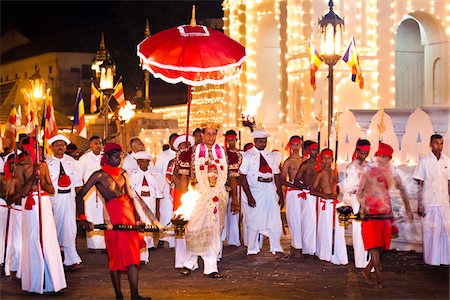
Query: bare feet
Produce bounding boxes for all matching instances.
[247,254,257,260]
[274,252,286,259]
[359,270,373,286]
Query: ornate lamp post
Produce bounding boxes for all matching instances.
[319,0,344,147]
[29,64,46,116]
[99,56,115,140]
[118,101,136,148]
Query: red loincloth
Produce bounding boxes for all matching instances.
[361,219,392,250]
[104,194,146,271]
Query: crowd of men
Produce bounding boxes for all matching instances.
[0,124,448,298]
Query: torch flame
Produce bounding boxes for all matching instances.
[173,188,201,221]
[242,91,263,119]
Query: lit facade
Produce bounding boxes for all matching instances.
[157,0,449,150]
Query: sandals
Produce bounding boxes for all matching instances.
[180,267,191,275]
[205,272,223,279]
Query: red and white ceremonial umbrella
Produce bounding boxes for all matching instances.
[137,6,246,136]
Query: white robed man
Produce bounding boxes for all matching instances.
[122,137,151,174]
[171,134,195,268]
[224,130,243,247]
[78,136,105,249]
[239,129,284,258]
[413,134,450,266]
[342,139,371,268]
[7,136,66,294]
[47,134,83,269]
[129,150,163,263]
[154,133,179,248]
[177,122,239,278]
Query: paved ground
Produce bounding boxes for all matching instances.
[1,234,448,300]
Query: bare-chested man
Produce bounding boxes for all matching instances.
[293,141,319,255]
[76,142,150,300]
[356,142,413,288]
[7,137,66,294]
[311,149,347,265]
[281,136,305,257]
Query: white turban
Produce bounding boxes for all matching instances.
[250,129,270,139]
[48,134,71,146]
[133,151,153,161]
[173,134,195,151]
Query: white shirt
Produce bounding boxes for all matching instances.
[413,152,450,207]
[154,149,176,174]
[46,154,83,189]
[78,151,102,182]
[240,147,282,177]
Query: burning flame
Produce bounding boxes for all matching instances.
[242,91,263,119]
[118,101,136,123]
[173,188,201,221]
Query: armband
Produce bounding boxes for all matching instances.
[77,214,87,221]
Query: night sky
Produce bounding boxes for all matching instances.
[1,1,223,108]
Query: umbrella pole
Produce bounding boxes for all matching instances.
[185,86,192,143]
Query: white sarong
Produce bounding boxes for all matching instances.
[21,193,66,293]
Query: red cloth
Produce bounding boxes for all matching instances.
[104,194,146,271]
[361,219,392,250]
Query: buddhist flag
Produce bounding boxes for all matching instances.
[3,104,17,149]
[44,96,58,139]
[342,36,364,89]
[309,40,323,90]
[74,87,87,138]
[90,82,102,113]
[112,81,125,107]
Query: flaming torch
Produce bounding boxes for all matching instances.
[170,189,201,238]
[242,91,263,132]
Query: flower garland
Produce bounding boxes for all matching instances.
[194,143,228,208]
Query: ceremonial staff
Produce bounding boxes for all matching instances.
[331,113,340,255]
[35,125,44,259]
[316,99,324,152]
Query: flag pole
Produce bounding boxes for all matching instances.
[71,87,81,141]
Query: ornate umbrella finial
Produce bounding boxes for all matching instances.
[190,5,197,27]
[377,106,386,142]
[144,18,151,38]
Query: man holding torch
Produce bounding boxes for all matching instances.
[176,122,240,279]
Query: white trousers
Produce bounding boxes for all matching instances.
[184,247,217,274]
[84,190,105,249]
[422,206,450,266]
[159,183,174,248]
[4,204,22,277]
[175,237,187,268]
[247,227,283,255]
[301,193,317,255]
[50,192,81,266]
[316,198,348,265]
[225,196,241,246]
[286,189,303,249]
[0,199,9,265]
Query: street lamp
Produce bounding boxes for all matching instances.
[99,56,115,140]
[319,0,344,147]
[29,64,46,115]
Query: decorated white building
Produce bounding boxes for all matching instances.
[155,0,449,156]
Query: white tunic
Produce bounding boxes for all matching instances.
[78,150,105,249]
[47,154,83,266]
[154,149,176,247]
[130,169,163,262]
[413,152,450,266]
[4,203,22,277]
[21,193,66,293]
[239,147,283,254]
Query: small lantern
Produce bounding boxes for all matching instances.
[319,0,344,66]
